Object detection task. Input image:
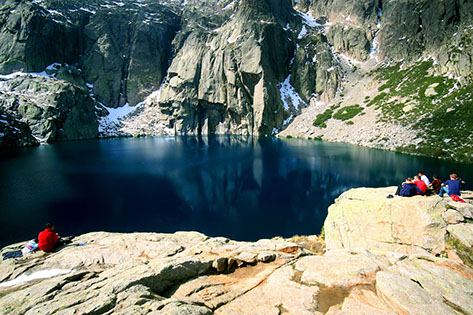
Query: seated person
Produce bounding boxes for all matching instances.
[38,223,60,252]
[395,178,424,197]
[413,175,427,195]
[439,173,461,197]
[418,171,430,186]
[428,174,442,194]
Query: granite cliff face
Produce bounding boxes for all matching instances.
[1,187,473,314]
[0,0,472,159]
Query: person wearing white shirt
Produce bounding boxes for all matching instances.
[418,172,430,186]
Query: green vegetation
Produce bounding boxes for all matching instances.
[330,103,341,110]
[371,60,473,162]
[313,109,333,128]
[346,121,354,125]
[333,105,363,121]
[313,104,363,128]
[366,92,387,107]
[446,236,473,269]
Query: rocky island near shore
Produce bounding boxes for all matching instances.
[1,187,473,314]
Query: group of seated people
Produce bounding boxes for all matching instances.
[395,172,463,198]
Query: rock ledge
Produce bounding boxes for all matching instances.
[1,187,473,314]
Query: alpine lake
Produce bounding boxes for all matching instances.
[2,135,473,248]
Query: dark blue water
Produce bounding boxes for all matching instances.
[1,136,472,248]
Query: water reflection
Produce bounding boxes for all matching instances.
[1,135,472,247]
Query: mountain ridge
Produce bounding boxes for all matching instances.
[0,0,472,161]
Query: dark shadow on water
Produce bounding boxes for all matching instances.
[46,173,193,238]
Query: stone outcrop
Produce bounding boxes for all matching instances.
[0,232,317,314]
[325,187,447,255]
[1,187,473,314]
[0,69,98,143]
[325,187,473,255]
[123,0,297,136]
[0,106,38,149]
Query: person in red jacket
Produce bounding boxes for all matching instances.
[413,175,427,195]
[38,223,59,251]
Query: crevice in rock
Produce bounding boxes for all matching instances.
[443,296,468,315]
[118,24,133,107]
[410,278,424,289]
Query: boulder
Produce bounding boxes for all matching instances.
[212,257,228,273]
[442,209,465,224]
[257,252,276,263]
[234,251,258,266]
[447,202,473,219]
[324,187,448,254]
[424,83,439,97]
[0,71,98,143]
[447,224,473,247]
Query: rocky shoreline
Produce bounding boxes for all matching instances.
[1,187,473,314]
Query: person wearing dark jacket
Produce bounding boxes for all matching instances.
[428,175,443,194]
[395,178,424,196]
[38,223,59,252]
[439,174,461,197]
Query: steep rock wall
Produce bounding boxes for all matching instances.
[0,0,472,153]
[124,0,296,136]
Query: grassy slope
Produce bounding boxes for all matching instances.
[366,60,473,162]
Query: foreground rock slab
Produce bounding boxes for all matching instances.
[324,187,473,254]
[1,187,473,314]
